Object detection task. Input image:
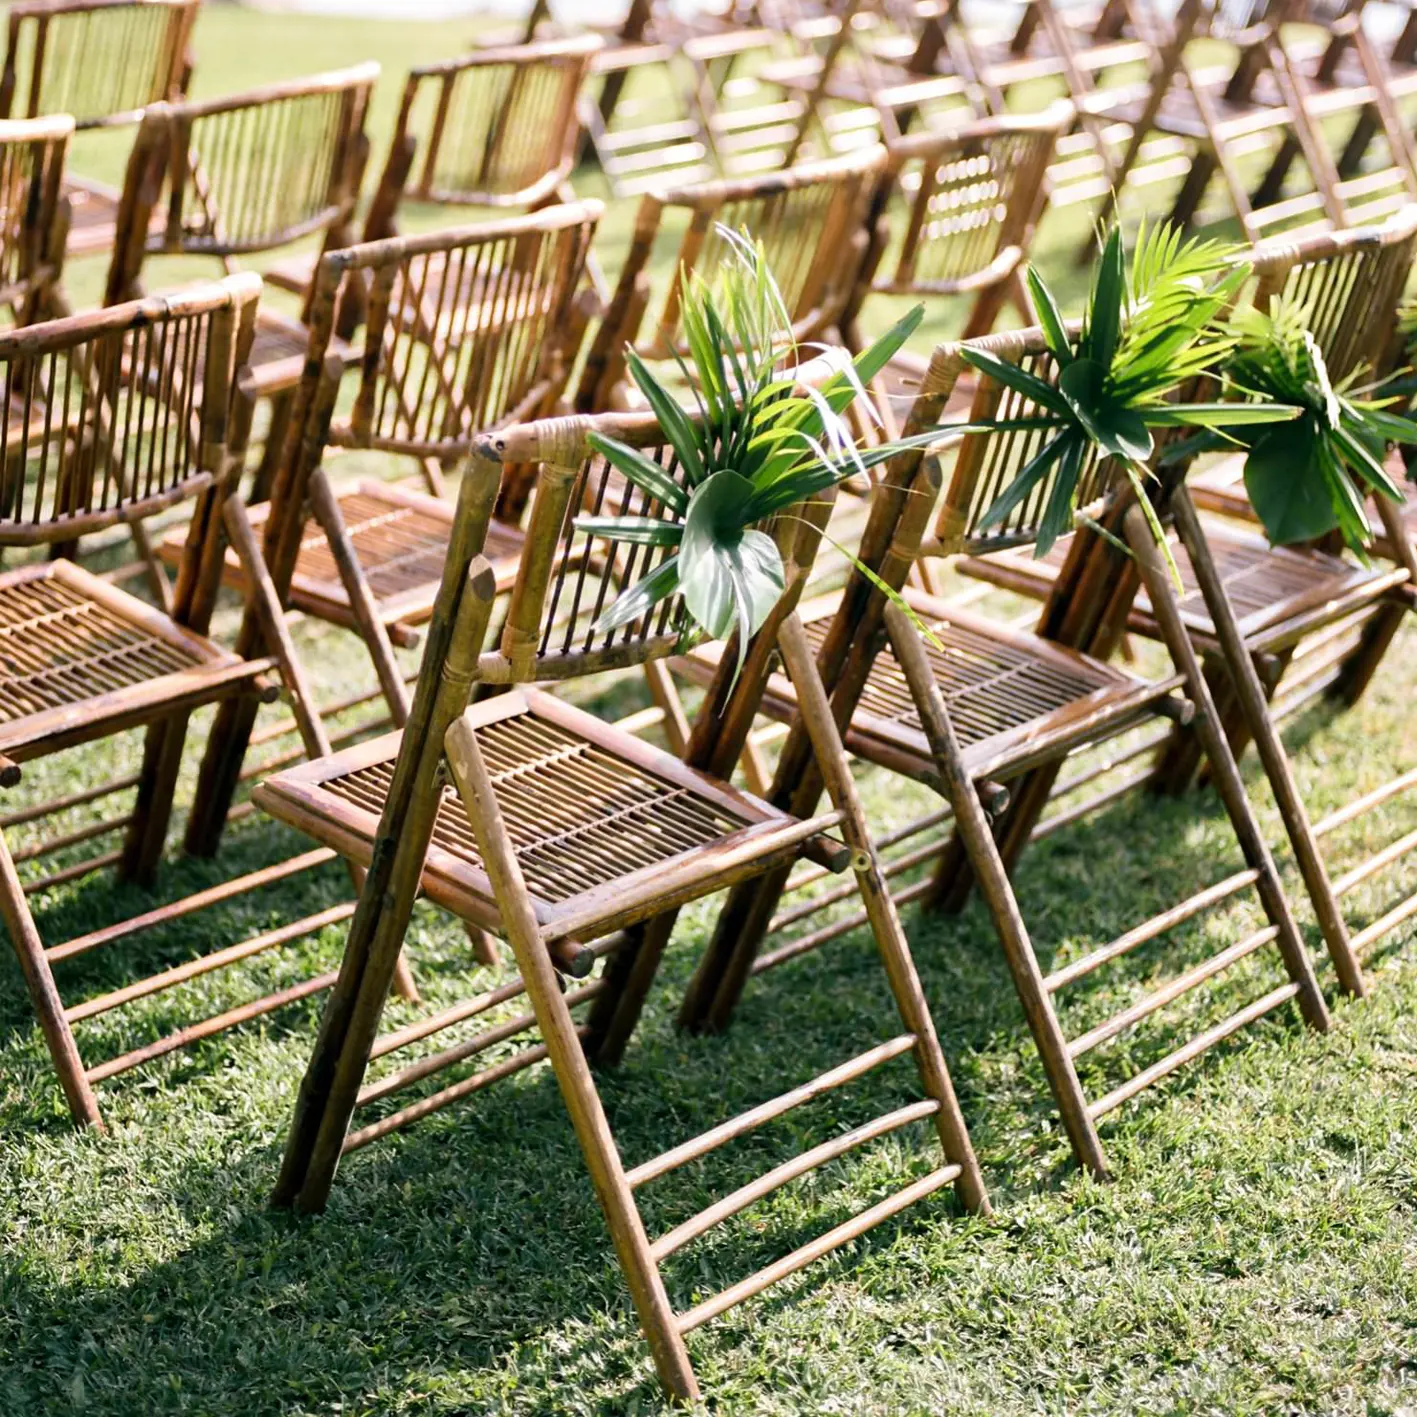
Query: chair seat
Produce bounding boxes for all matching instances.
[244,309,357,397]
[253,687,840,943]
[961,518,1403,651]
[160,480,524,635]
[682,587,1179,783]
[0,559,273,764]
[62,176,167,258]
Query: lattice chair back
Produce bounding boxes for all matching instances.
[927,327,1115,558]
[390,35,599,212]
[318,203,602,464]
[0,273,257,554]
[580,146,881,407]
[474,399,834,687]
[872,106,1066,302]
[1246,206,1417,385]
[0,0,196,129]
[105,64,377,305]
[0,114,71,322]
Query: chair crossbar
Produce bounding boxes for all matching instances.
[86,968,340,1084]
[24,848,120,894]
[675,1163,961,1335]
[1045,867,1262,994]
[0,772,140,830]
[1331,826,1417,898]
[11,810,130,864]
[46,846,335,962]
[1087,981,1302,1121]
[626,1034,919,1189]
[357,978,606,1109]
[1313,768,1417,838]
[650,1097,941,1262]
[1351,889,1417,955]
[1066,921,1281,1058]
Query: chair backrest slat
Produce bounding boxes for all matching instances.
[0,114,70,318]
[1,0,196,129]
[1247,206,1417,383]
[0,272,257,545]
[395,36,599,209]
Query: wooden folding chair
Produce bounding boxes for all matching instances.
[103,63,378,497]
[676,327,1335,1178]
[1093,0,1366,242]
[0,274,361,1127]
[175,202,601,830]
[841,104,1066,430]
[0,114,72,326]
[258,394,988,1404]
[578,145,883,413]
[0,0,197,258]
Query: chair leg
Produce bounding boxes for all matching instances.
[1171,491,1365,998]
[274,558,498,1214]
[250,391,294,505]
[882,604,1109,1178]
[120,710,192,888]
[443,712,700,1405]
[1168,148,1217,229]
[780,613,993,1206]
[584,912,678,1067]
[0,827,103,1129]
[1123,505,1331,1033]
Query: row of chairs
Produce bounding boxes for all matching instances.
[0,0,1415,1404]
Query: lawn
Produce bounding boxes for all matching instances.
[2,7,1417,1415]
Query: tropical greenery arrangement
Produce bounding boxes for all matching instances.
[575,228,938,676]
[964,221,1297,563]
[1178,299,1417,552]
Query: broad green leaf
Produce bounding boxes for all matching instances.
[978,430,1071,530]
[587,433,688,515]
[679,470,785,641]
[1085,225,1124,370]
[1058,359,1152,462]
[959,346,1072,417]
[1037,432,1085,558]
[1143,402,1300,427]
[573,515,683,547]
[592,553,683,635]
[1243,415,1339,544]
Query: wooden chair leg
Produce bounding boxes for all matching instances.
[1171,490,1366,998]
[1123,505,1331,1033]
[1168,148,1217,229]
[250,391,295,505]
[274,558,498,1214]
[119,710,192,887]
[443,711,700,1405]
[882,603,1109,1178]
[0,827,104,1129]
[779,613,991,1208]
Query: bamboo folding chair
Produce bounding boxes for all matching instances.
[175,203,601,846]
[578,145,883,413]
[0,114,72,326]
[0,0,197,258]
[103,64,378,498]
[676,327,1337,1178]
[0,274,365,1127]
[1092,0,1382,242]
[256,396,988,1403]
[268,35,601,311]
[841,104,1067,432]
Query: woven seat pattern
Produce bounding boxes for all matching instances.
[0,575,201,722]
[804,612,1114,748]
[323,711,752,905]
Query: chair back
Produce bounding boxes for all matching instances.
[927,326,1114,557]
[313,202,603,462]
[0,272,258,547]
[105,64,376,303]
[0,114,71,318]
[872,104,1067,297]
[0,0,196,130]
[1246,206,1417,383]
[392,35,599,210]
[471,373,842,686]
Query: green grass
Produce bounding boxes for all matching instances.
[2,8,1417,1414]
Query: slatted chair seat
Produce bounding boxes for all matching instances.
[158,481,524,639]
[960,518,1404,652]
[255,687,839,945]
[684,586,1181,783]
[0,560,273,763]
[244,311,358,399]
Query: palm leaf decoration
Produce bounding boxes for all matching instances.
[1187,298,1415,554]
[966,220,1298,563]
[575,228,940,681]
